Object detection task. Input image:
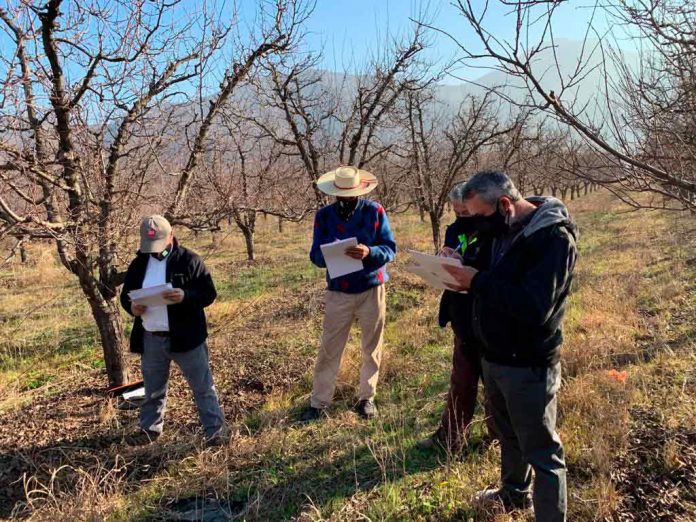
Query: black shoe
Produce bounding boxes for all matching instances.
[415,428,464,452]
[204,427,230,448]
[299,406,325,423]
[356,399,377,419]
[125,429,160,446]
[475,487,532,511]
[416,431,445,450]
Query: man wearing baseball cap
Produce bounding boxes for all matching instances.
[120,215,225,445]
[301,166,396,421]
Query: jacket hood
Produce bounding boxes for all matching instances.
[523,196,578,240]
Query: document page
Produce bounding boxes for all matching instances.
[406,250,466,293]
[128,283,173,307]
[320,237,364,279]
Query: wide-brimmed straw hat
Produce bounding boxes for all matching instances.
[316,166,378,197]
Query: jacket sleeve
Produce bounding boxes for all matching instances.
[182,254,217,309]
[119,258,139,316]
[469,228,576,326]
[364,206,396,268]
[443,224,459,250]
[309,210,328,268]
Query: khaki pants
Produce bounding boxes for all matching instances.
[310,285,386,409]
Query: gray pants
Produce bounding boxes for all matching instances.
[482,359,567,522]
[141,332,225,438]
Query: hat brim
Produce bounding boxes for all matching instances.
[316,169,378,197]
[140,237,170,254]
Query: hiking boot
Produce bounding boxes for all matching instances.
[125,429,160,446]
[416,428,465,453]
[475,487,532,511]
[299,406,325,423]
[204,427,230,448]
[356,399,377,419]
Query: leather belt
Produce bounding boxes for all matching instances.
[149,331,170,337]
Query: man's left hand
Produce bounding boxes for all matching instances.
[345,244,370,260]
[444,265,479,292]
[163,288,185,304]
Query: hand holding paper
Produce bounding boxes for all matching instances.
[405,250,468,293]
[443,264,478,292]
[320,237,364,279]
[128,283,174,307]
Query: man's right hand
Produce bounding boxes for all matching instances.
[131,303,147,316]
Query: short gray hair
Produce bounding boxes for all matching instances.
[462,170,521,205]
[448,181,467,203]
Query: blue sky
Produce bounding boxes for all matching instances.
[0,0,622,94]
[297,0,616,82]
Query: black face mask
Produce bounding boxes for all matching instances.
[452,215,493,236]
[150,244,172,261]
[476,201,510,238]
[336,198,359,220]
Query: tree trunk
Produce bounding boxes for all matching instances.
[584,182,589,195]
[429,212,441,253]
[560,188,568,200]
[19,239,28,264]
[242,227,255,261]
[85,290,129,387]
[278,217,284,233]
[418,204,425,222]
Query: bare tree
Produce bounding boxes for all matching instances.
[426,0,696,210]
[402,88,515,249]
[247,23,432,209]
[0,0,308,386]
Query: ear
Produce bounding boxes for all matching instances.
[499,196,512,214]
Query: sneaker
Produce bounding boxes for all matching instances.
[299,406,325,423]
[356,399,377,419]
[475,487,532,511]
[125,429,160,446]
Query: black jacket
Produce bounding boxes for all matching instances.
[438,220,492,350]
[469,197,578,367]
[120,240,217,353]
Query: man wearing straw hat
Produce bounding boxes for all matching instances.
[301,166,396,421]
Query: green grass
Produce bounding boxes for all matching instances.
[0,193,694,521]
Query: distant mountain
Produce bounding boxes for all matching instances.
[107,39,636,162]
[435,38,639,114]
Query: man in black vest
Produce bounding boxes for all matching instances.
[445,171,578,522]
[120,215,225,445]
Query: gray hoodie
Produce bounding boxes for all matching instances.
[492,196,578,266]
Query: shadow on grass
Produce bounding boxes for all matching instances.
[0,431,198,519]
[164,435,449,521]
[160,400,496,521]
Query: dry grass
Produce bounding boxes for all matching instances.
[0,191,694,521]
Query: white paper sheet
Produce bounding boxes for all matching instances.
[406,250,467,293]
[122,386,146,401]
[320,237,364,279]
[128,283,173,306]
